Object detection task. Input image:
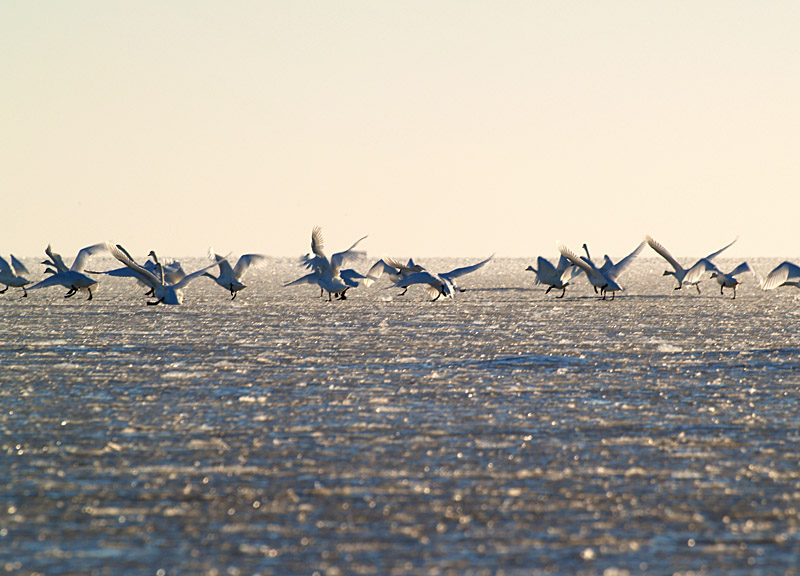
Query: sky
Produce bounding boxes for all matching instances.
[2,1,799,260]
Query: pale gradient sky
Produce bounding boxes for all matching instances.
[3,1,799,260]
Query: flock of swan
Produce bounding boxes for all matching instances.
[0,228,799,305]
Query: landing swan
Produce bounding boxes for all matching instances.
[27,243,107,300]
[709,262,751,299]
[204,250,268,299]
[558,243,623,300]
[391,256,493,301]
[525,255,579,298]
[0,255,31,297]
[646,235,736,293]
[107,243,219,305]
[753,261,800,291]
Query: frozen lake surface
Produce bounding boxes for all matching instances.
[2,256,800,575]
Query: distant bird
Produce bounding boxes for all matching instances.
[709,262,751,299]
[754,261,800,292]
[0,254,31,297]
[204,250,268,299]
[525,255,579,298]
[391,256,493,301]
[106,243,219,305]
[646,235,737,293]
[285,226,367,301]
[27,243,107,300]
[558,243,623,300]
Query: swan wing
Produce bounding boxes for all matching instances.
[107,243,160,288]
[71,243,108,272]
[703,237,737,261]
[26,274,70,291]
[645,236,682,272]
[233,254,268,280]
[443,255,493,280]
[683,258,717,285]
[10,255,29,276]
[45,244,70,273]
[310,227,326,259]
[173,260,226,289]
[762,261,800,291]
[394,271,439,289]
[606,241,646,280]
[729,261,751,278]
[0,256,11,275]
[535,257,560,285]
[558,243,598,278]
[283,271,320,287]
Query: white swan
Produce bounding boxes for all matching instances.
[204,250,268,299]
[391,256,493,301]
[709,262,751,299]
[0,255,31,297]
[285,227,368,301]
[525,255,579,298]
[27,243,107,300]
[107,243,219,305]
[558,243,623,300]
[87,251,185,294]
[363,257,424,289]
[646,235,736,293]
[754,261,800,291]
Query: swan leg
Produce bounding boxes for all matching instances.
[610,291,615,301]
[695,284,701,295]
[147,298,164,306]
[230,284,237,299]
[398,287,408,296]
[557,287,566,298]
[339,288,349,300]
[720,285,724,296]
[22,287,28,298]
[65,287,77,299]
[545,286,553,294]
[732,286,737,300]
[86,288,93,301]
[144,288,154,297]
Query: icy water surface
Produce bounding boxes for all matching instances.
[2,257,800,575]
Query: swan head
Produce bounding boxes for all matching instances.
[525,265,536,272]
[662,270,674,277]
[710,272,719,279]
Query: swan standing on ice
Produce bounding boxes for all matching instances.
[27,243,107,300]
[106,243,219,305]
[284,227,368,301]
[391,256,493,301]
[525,255,579,298]
[709,262,751,299]
[204,250,268,299]
[0,255,31,297]
[646,235,737,293]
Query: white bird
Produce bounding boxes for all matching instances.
[87,251,186,294]
[646,235,737,293]
[558,243,623,300]
[27,243,107,300]
[106,243,219,305]
[525,255,579,298]
[204,250,268,299]
[364,257,425,291]
[709,262,751,299]
[285,227,368,301]
[0,254,31,297]
[754,261,800,292]
[391,256,493,301]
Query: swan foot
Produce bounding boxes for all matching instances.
[144,288,155,297]
[64,287,77,299]
[86,289,93,301]
[0,286,8,294]
[557,288,566,298]
[147,298,164,306]
[399,287,408,296]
